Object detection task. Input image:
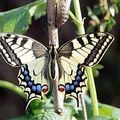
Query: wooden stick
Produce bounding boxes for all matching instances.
[79,93,88,120]
[47,0,64,116]
[47,0,59,48]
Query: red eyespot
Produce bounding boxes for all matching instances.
[42,85,48,94]
[58,85,65,92]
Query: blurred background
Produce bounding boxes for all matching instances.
[0,0,120,119]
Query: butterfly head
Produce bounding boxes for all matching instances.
[49,45,58,60]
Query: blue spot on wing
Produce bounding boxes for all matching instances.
[28,81,33,86]
[23,70,29,75]
[65,83,70,93]
[75,75,81,82]
[62,64,87,107]
[36,84,42,93]
[32,85,36,92]
[61,64,86,100]
[18,64,48,100]
[25,76,30,81]
[70,84,75,92]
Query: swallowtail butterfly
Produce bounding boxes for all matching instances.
[0,32,114,107]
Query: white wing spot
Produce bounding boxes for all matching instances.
[11,61,16,66]
[5,53,9,58]
[101,45,105,50]
[99,49,102,54]
[104,42,107,46]
[24,40,33,49]
[10,34,16,38]
[93,58,97,63]
[16,37,23,45]
[7,58,11,62]
[17,49,29,57]
[82,74,86,79]
[29,93,35,99]
[89,34,94,37]
[92,41,96,46]
[14,47,24,53]
[6,38,13,42]
[0,44,3,49]
[19,51,35,64]
[108,35,112,39]
[106,38,110,42]
[72,51,85,64]
[20,81,27,87]
[11,44,19,49]
[91,38,99,42]
[96,54,99,59]
[82,37,89,44]
[8,42,13,45]
[1,37,5,40]
[25,87,31,93]
[72,39,82,49]
[3,49,6,53]
[89,62,93,66]
[86,44,94,50]
[81,47,91,54]
[77,49,88,58]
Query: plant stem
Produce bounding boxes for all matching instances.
[73,0,85,34]
[85,67,99,115]
[73,0,99,117]
[47,0,64,116]
[0,80,26,99]
[69,11,81,25]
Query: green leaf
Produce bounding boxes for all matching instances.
[0,80,25,98]
[64,104,76,120]
[83,96,120,119]
[107,17,116,31]
[0,0,47,33]
[89,116,117,120]
[112,109,120,119]
[99,103,120,119]
[99,21,108,32]
[92,64,104,78]
[26,98,53,116]
[29,111,63,120]
[114,0,120,7]
[33,2,47,19]
[87,7,100,24]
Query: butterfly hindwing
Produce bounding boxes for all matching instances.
[58,56,87,106]
[18,55,49,106]
[0,33,47,67]
[58,32,114,66]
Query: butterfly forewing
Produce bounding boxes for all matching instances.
[0,33,48,67]
[58,32,114,67]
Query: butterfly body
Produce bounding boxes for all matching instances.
[48,45,59,81]
[0,32,114,107]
